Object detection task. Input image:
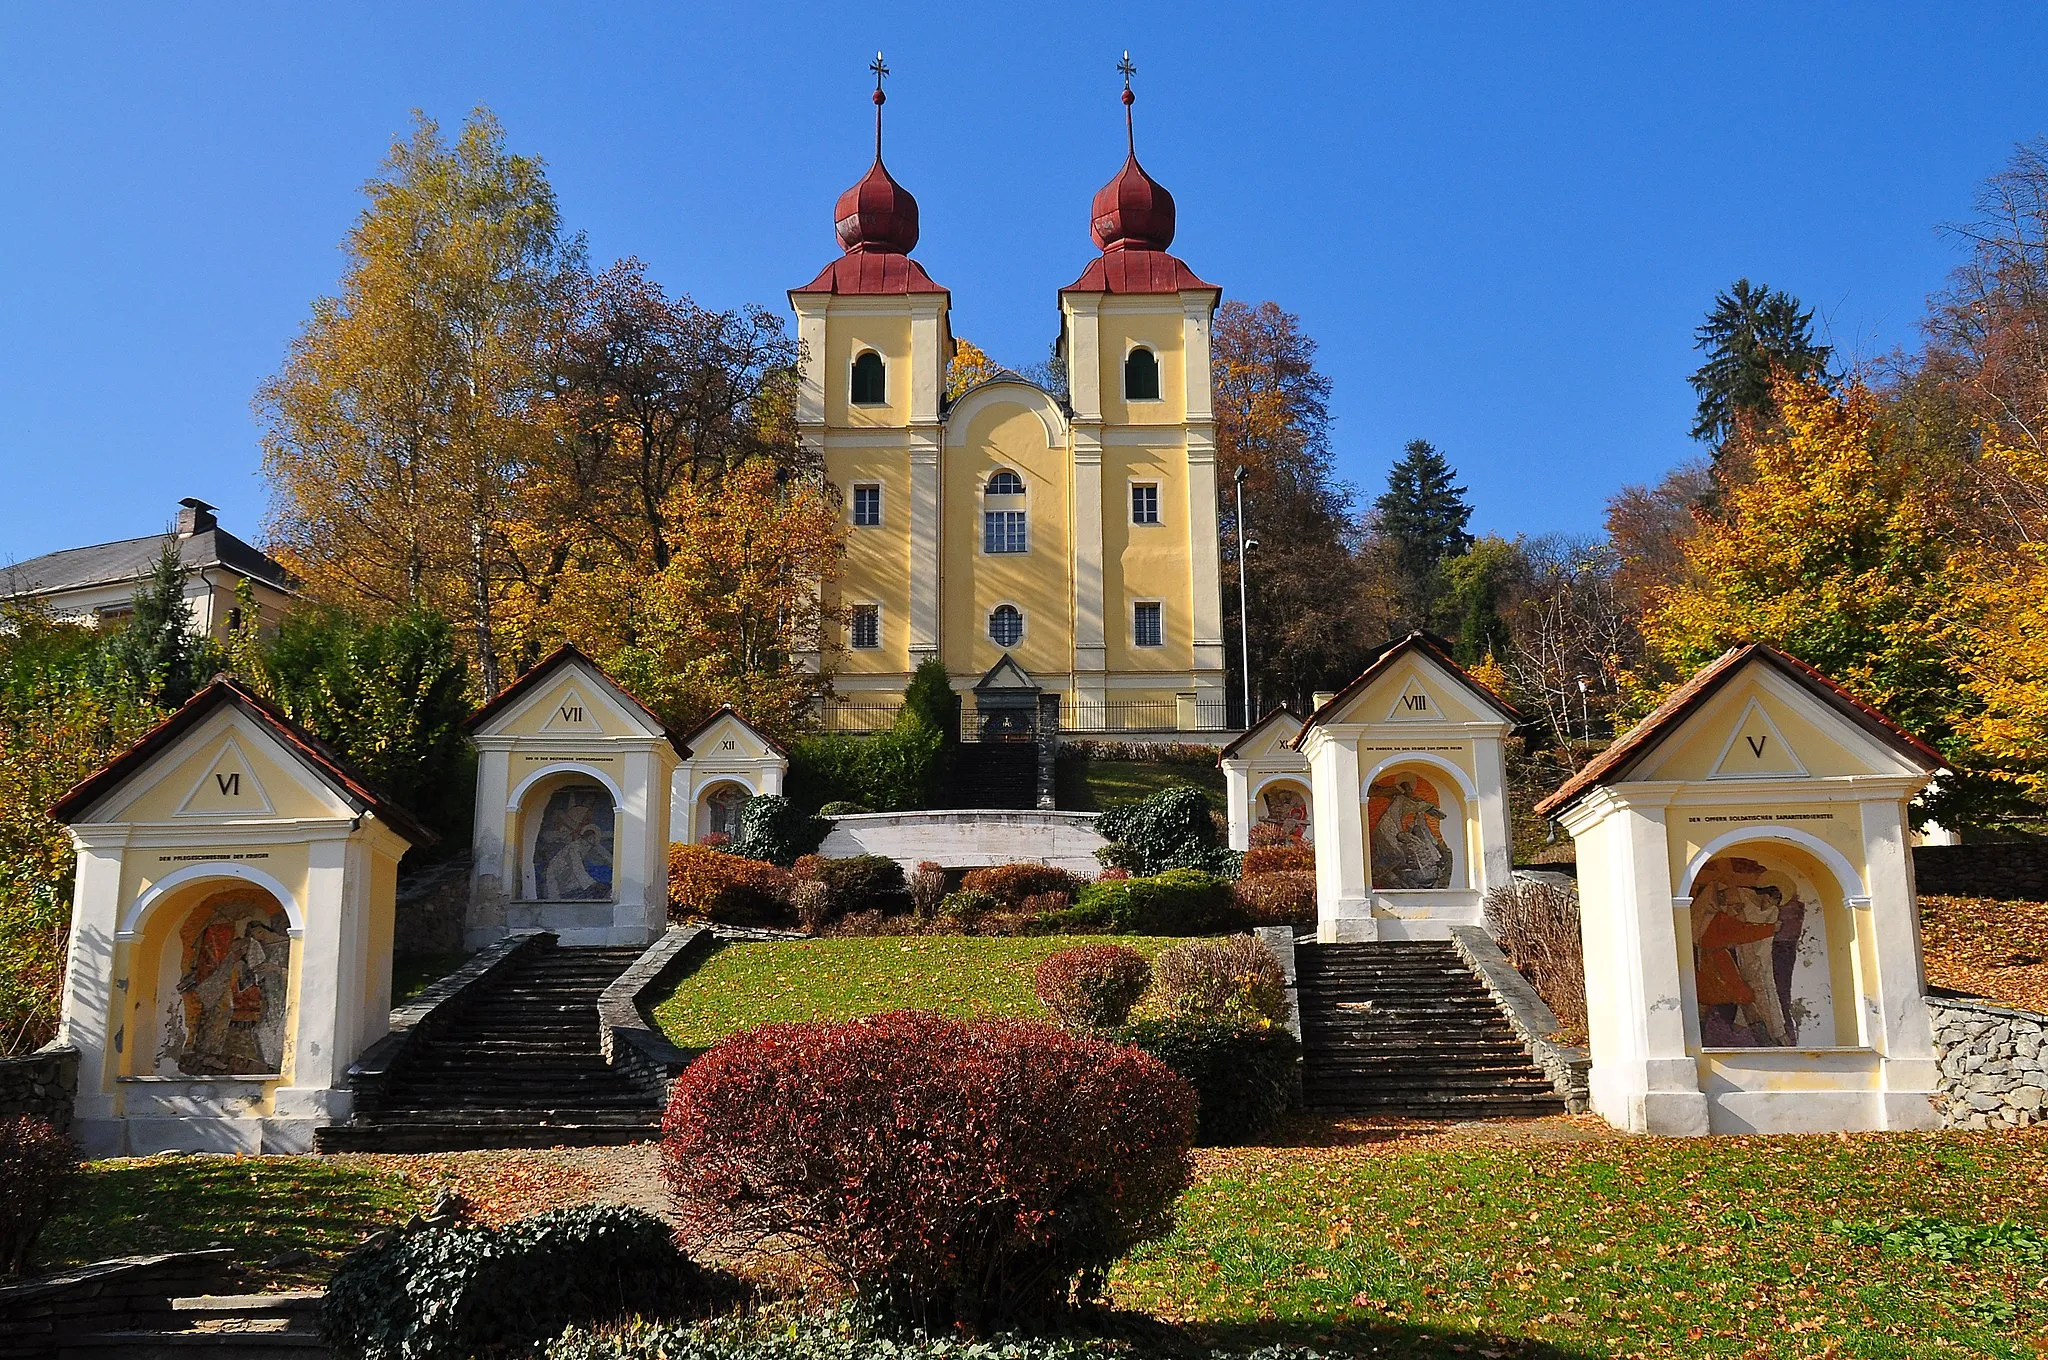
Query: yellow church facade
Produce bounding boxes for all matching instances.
[793,74,1227,732]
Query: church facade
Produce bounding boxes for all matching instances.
[793,76,1227,732]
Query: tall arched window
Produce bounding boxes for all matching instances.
[1124,346,1160,401]
[983,470,1027,553]
[989,603,1024,647]
[850,350,886,405]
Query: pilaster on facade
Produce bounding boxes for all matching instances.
[1071,430,1107,680]
[1064,294,1103,422]
[791,299,829,428]
[908,434,942,656]
[1185,429,1224,665]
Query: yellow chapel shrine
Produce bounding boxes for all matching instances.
[796,66,1228,734]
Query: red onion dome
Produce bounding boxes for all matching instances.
[1090,154,1175,252]
[834,158,919,255]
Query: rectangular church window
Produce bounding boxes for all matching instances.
[852,484,881,526]
[1131,483,1160,524]
[984,509,1028,554]
[850,603,881,649]
[1134,600,1163,647]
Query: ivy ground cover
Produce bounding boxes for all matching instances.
[1110,1120,2048,1358]
[651,935,1181,1047]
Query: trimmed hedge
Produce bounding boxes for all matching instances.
[1242,839,1313,876]
[1232,871,1317,927]
[1110,1017,1300,1146]
[812,854,910,919]
[1152,935,1289,1025]
[669,844,794,926]
[1033,944,1152,1029]
[660,1011,1196,1332]
[961,863,1083,907]
[1070,869,1239,936]
[1095,787,1237,877]
[319,1205,733,1360]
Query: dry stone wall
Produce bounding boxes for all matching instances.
[0,1046,77,1134]
[1928,995,2047,1128]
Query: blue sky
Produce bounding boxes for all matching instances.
[3,3,2043,562]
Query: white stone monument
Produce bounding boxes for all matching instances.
[669,706,789,845]
[1292,633,1520,941]
[1535,643,1945,1135]
[466,646,681,949]
[52,678,434,1155]
[1219,708,1310,851]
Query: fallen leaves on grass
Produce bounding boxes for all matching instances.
[346,1150,600,1227]
[1921,895,2048,1014]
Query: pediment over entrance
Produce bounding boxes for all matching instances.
[677,706,787,763]
[464,645,684,753]
[1292,632,1520,741]
[1220,707,1304,761]
[974,653,1039,694]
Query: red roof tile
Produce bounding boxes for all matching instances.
[1062,247,1217,296]
[791,252,947,297]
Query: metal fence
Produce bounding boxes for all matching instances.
[816,701,904,733]
[819,696,1233,737]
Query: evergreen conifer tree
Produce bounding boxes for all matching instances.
[1689,279,1832,453]
[100,539,209,708]
[1374,440,1474,632]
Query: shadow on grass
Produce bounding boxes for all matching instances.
[1101,1309,1601,1358]
[1250,1112,1612,1152]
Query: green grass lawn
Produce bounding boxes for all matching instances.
[43,1154,427,1289]
[652,935,1183,1047]
[1111,1124,2048,1358]
[1056,758,1225,814]
[391,951,474,1004]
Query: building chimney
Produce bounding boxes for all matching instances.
[177,498,218,537]
[1312,691,1338,711]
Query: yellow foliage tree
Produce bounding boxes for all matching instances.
[945,338,1005,400]
[1953,438,2048,802]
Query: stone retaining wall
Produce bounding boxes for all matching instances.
[1448,926,1591,1113]
[0,1046,77,1134]
[1928,994,2047,1129]
[818,809,1106,876]
[0,1249,233,1354]
[599,925,715,1100]
[1913,842,2048,901]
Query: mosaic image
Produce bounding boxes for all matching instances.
[162,889,291,1076]
[1368,772,1453,889]
[1258,784,1311,841]
[1690,854,1836,1048]
[702,783,748,842]
[534,784,616,900]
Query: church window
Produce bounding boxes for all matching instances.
[1133,600,1163,647]
[1124,346,1160,401]
[984,511,1028,554]
[986,470,1025,496]
[850,603,881,649]
[850,350,886,405]
[989,604,1024,647]
[852,484,881,526]
[1131,482,1160,524]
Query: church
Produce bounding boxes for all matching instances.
[796,64,1228,735]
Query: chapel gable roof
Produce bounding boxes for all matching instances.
[675,704,788,759]
[1290,633,1521,748]
[462,644,688,756]
[1532,643,1946,820]
[49,676,436,847]
[1219,706,1304,761]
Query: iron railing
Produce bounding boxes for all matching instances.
[817,701,905,733]
[819,696,1234,737]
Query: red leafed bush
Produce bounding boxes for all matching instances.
[0,1117,77,1276]
[1033,944,1152,1029]
[1232,870,1317,926]
[667,844,794,926]
[959,863,1082,907]
[660,1011,1196,1332]
[1094,866,1132,883]
[1242,839,1314,876]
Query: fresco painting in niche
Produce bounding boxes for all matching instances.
[1368,772,1453,889]
[160,889,291,1076]
[1258,785,1311,841]
[535,784,616,900]
[1690,854,1835,1048]
[702,784,747,843]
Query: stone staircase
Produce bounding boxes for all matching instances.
[316,944,660,1152]
[1295,941,1567,1118]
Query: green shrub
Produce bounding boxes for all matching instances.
[813,854,909,918]
[1034,944,1151,1028]
[1109,1017,1300,1145]
[1095,786,1236,876]
[1073,869,1239,936]
[817,801,870,816]
[788,708,946,814]
[1152,935,1289,1025]
[320,1205,732,1360]
[901,655,962,746]
[728,795,825,867]
[0,1116,77,1277]
[938,888,998,928]
[547,1314,1157,1359]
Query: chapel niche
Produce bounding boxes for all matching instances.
[526,780,618,902]
[1687,848,1850,1050]
[1366,767,1460,890]
[156,887,293,1077]
[1256,781,1312,842]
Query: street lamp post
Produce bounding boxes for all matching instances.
[1234,466,1254,729]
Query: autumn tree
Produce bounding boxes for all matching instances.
[945,338,1007,400]
[610,459,843,738]
[1373,439,1473,633]
[1948,435,2048,810]
[1604,458,1714,614]
[1923,137,2048,445]
[1688,279,1832,454]
[1210,300,1369,718]
[260,108,583,693]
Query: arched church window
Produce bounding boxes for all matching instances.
[989,603,1024,647]
[983,470,1027,553]
[1124,346,1160,401]
[850,350,886,405]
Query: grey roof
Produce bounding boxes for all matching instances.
[3,527,296,599]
